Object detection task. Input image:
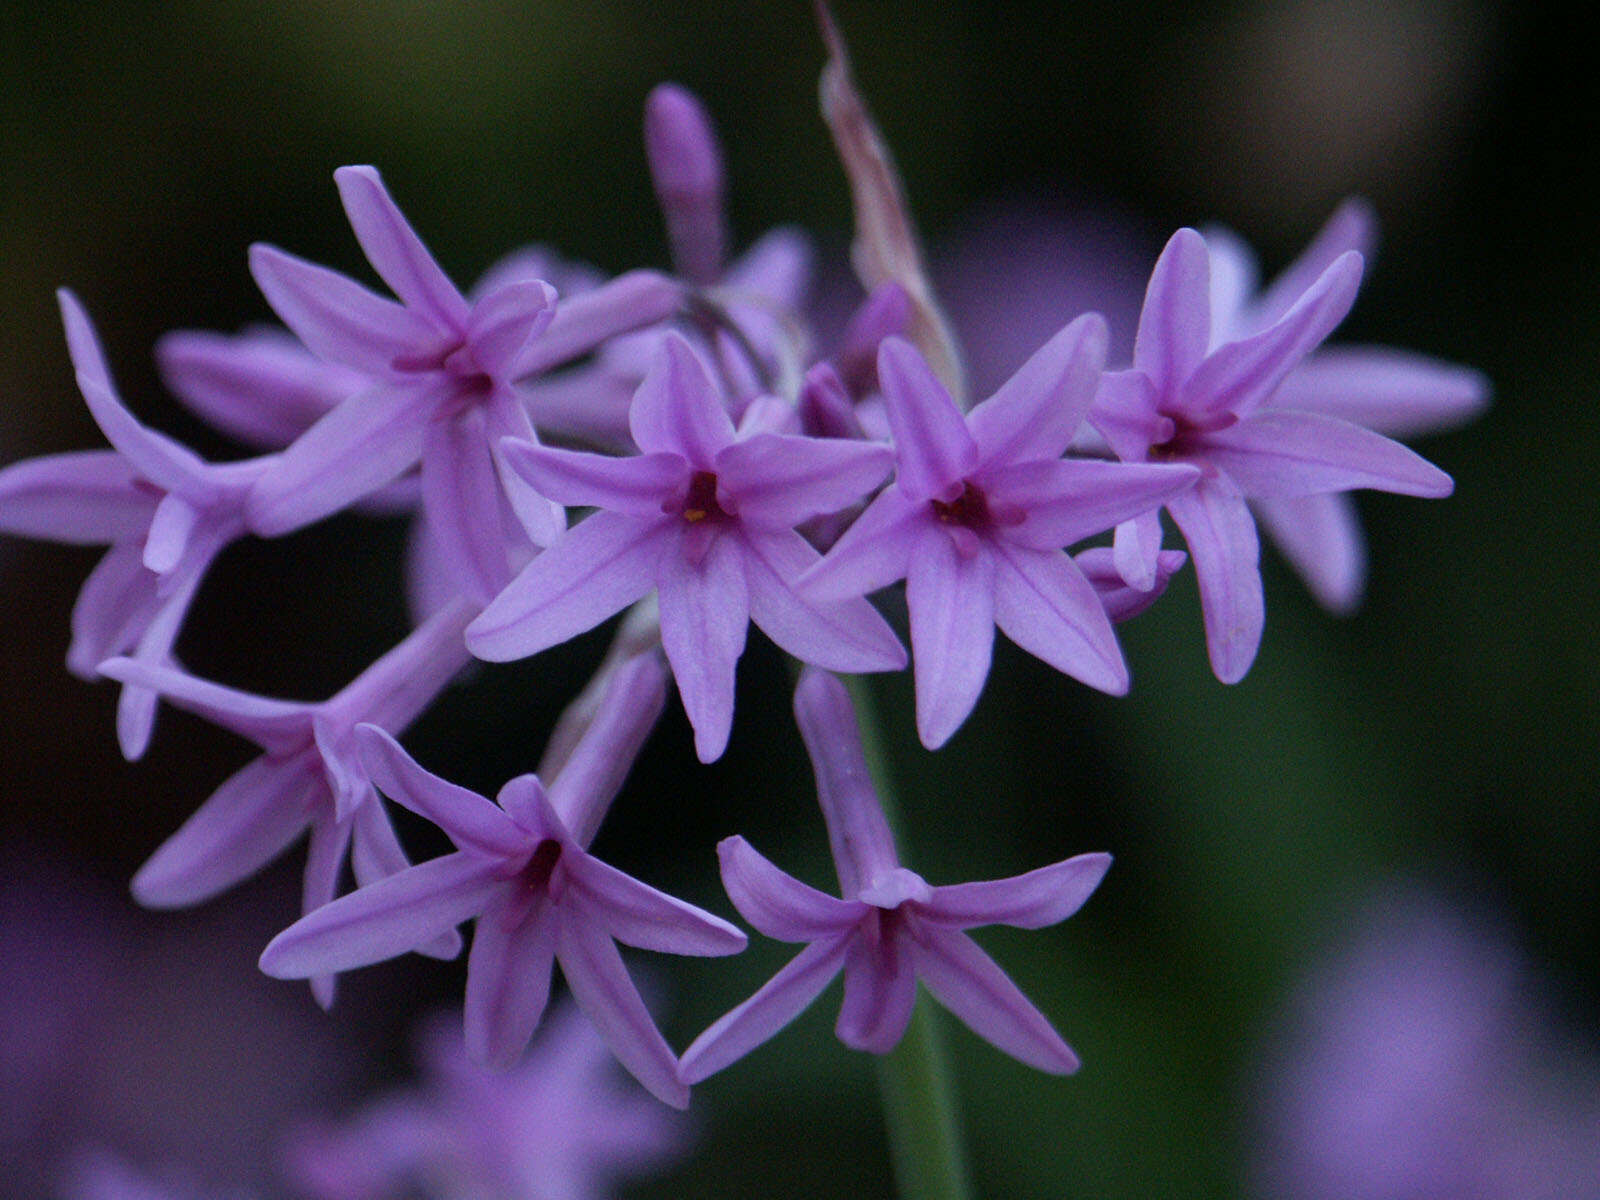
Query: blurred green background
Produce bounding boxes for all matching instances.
[1,1,1594,1197]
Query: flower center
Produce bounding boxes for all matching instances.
[930,480,991,530]
[519,838,564,894]
[680,470,726,524]
[1149,410,1236,460]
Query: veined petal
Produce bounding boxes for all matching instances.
[245,380,440,536]
[556,909,689,1108]
[354,725,523,858]
[836,926,918,1054]
[334,165,469,332]
[877,337,978,504]
[1133,229,1212,392]
[717,835,864,941]
[420,410,510,603]
[1270,345,1490,438]
[1251,197,1377,331]
[466,510,666,662]
[991,458,1200,551]
[1203,411,1453,499]
[909,926,1080,1074]
[967,313,1108,467]
[97,656,310,756]
[464,893,558,1070]
[906,530,995,750]
[131,754,320,908]
[0,451,155,544]
[248,244,442,376]
[568,852,746,955]
[628,334,736,467]
[658,528,748,763]
[1167,476,1264,684]
[923,852,1111,930]
[991,542,1128,695]
[260,852,501,978]
[715,433,892,529]
[678,935,852,1083]
[742,529,906,673]
[498,438,685,516]
[797,486,923,603]
[466,279,558,380]
[1252,493,1367,616]
[512,270,683,379]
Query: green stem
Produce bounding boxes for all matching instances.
[843,676,975,1200]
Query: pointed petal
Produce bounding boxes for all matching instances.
[67,542,161,678]
[923,852,1111,930]
[990,543,1128,695]
[742,529,905,673]
[97,656,310,754]
[905,530,995,750]
[334,165,469,331]
[678,935,852,1083]
[0,451,156,544]
[1269,345,1490,438]
[1183,252,1363,418]
[1133,229,1212,392]
[1076,546,1189,622]
[967,313,1108,466]
[715,433,892,529]
[1252,493,1367,615]
[836,929,918,1053]
[419,410,510,603]
[1112,507,1164,593]
[628,334,736,467]
[466,279,558,379]
[248,244,443,376]
[910,926,1079,1073]
[1252,197,1377,330]
[797,486,923,603]
[131,755,320,908]
[466,510,665,662]
[512,270,683,378]
[464,895,558,1069]
[354,725,523,858]
[1166,476,1264,684]
[556,910,689,1108]
[1201,224,1261,338]
[568,852,745,955]
[141,494,200,575]
[658,529,748,763]
[497,438,685,516]
[1203,411,1453,499]
[348,798,465,967]
[992,458,1200,551]
[717,835,863,941]
[877,337,978,504]
[114,558,210,761]
[484,390,565,547]
[1088,368,1164,462]
[300,816,349,1009]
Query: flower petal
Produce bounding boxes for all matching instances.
[513,270,683,378]
[797,486,923,603]
[923,851,1111,930]
[0,451,155,544]
[990,542,1128,695]
[419,409,510,603]
[568,852,746,955]
[835,927,918,1054]
[1076,546,1188,622]
[742,529,905,673]
[658,528,748,763]
[497,438,686,516]
[1252,493,1367,616]
[1269,345,1490,438]
[715,433,892,530]
[464,893,558,1069]
[466,279,558,380]
[334,165,469,332]
[97,656,310,755]
[717,835,864,941]
[67,542,161,678]
[992,458,1200,551]
[1133,229,1212,392]
[1203,411,1453,499]
[1250,197,1376,331]
[644,83,727,285]
[905,530,995,750]
[877,337,978,504]
[967,312,1108,467]
[628,333,736,467]
[1112,507,1164,593]
[354,725,523,858]
[1166,475,1264,684]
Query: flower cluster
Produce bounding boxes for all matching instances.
[0,14,1484,1169]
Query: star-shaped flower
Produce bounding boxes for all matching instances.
[259,653,746,1108]
[1089,227,1456,681]
[679,669,1110,1083]
[801,317,1200,748]
[465,333,907,762]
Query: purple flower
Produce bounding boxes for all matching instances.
[0,292,277,760]
[1090,226,1457,681]
[288,1002,689,1200]
[679,668,1110,1083]
[801,318,1200,749]
[97,599,476,1007]
[259,653,745,1108]
[465,333,907,762]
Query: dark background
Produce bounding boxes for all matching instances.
[1,2,1594,1197]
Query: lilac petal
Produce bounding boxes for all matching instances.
[1252,493,1367,615]
[466,279,558,380]
[793,668,902,896]
[465,895,558,1069]
[326,597,475,733]
[923,851,1111,930]
[97,655,310,753]
[657,529,748,763]
[483,389,565,548]
[991,543,1128,694]
[715,433,892,530]
[905,530,995,750]
[514,271,683,378]
[1088,368,1163,462]
[678,935,852,1083]
[717,835,863,941]
[568,853,746,955]
[797,486,923,603]
[466,510,666,662]
[742,529,906,673]
[798,361,868,439]
[498,438,686,516]
[114,562,208,760]
[1204,411,1453,499]
[836,929,918,1053]
[877,337,978,504]
[354,725,523,858]
[967,313,1109,467]
[1133,229,1212,392]
[141,494,200,575]
[723,225,813,309]
[248,244,443,376]
[1270,345,1490,438]
[993,458,1200,551]
[67,542,161,677]
[628,334,736,467]
[1077,546,1188,622]
[1182,252,1363,419]
[0,451,154,544]
[298,816,350,1006]
[334,165,469,332]
[835,282,912,398]
[1202,224,1260,337]
[420,410,510,603]
[522,368,638,449]
[131,754,320,908]
[644,83,727,285]
[348,800,464,973]
[556,909,689,1108]
[910,925,1080,1074]
[1112,507,1164,593]
[246,380,440,536]
[1252,197,1377,330]
[1166,476,1264,684]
